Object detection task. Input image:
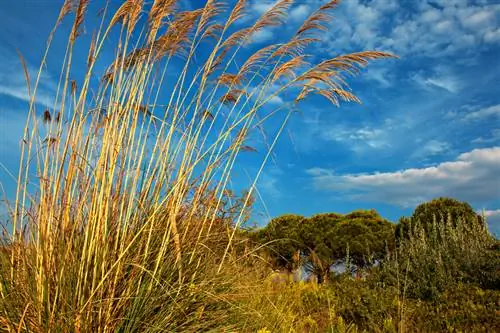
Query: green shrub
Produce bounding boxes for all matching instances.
[409,284,500,332]
[329,276,400,332]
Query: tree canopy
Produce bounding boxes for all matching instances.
[251,210,394,283]
[252,214,305,272]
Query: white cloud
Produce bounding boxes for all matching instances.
[290,4,311,22]
[322,126,390,150]
[322,0,500,59]
[463,104,500,121]
[364,67,392,87]
[485,27,500,43]
[411,71,462,93]
[252,1,276,15]
[307,147,500,207]
[268,95,284,105]
[462,10,496,31]
[482,209,500,218]
[0,51,56,108]
[412,140,450,159]
[250,28,275,43]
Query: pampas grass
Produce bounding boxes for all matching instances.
[0,0,394,331]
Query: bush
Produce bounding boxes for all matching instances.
[409,284,500,332]
[329,276,400,332]
[384,201,496,301]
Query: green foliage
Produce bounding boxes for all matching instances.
[382,200,497,301]
[329,277,400,332]
[409,284,500,332]
[302,210,394,282]
[330,210,394,268]
[252,210,395,283]
[252,214,305,272]
[302,213,343,282]
[232,279,358,333]
[396,197,485,241]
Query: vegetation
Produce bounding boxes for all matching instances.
[252,210,394,283]
[396,197,484,240]
[248,198,499,332]
[0,0,498,332]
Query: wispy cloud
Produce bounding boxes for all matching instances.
[307,147,500,207]
[0,108,27,157]
[411,140,451,159]
[463,104,500,121]
[258,171,282,200]
[322,126,389,151]
[0,51,56,108]
[472,129,500,144]
[482,209,500,218]
[411,70,462,93]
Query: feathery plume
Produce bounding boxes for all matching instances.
[43,110,52,124]
[149,0,176,32]
[272,55,307,83]
[295,0,339,38]
[227,0,246,26]
[251,0,293,32]
[56,0,74,27]
[110,0,144,33]
[70,0,89,42]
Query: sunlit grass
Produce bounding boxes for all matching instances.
[0,0,393,331]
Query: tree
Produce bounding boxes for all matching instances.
[302,211,394,283]
[252,210,395,284]
[301,213,343,283]
[330,210,394,269]
[252,214,305,273]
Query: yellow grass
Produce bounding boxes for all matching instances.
[0,0,394,331]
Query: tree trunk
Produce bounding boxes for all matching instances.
[316,268,329,284]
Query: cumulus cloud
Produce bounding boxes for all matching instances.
[321,0,500,59]
[250,28,275,43]
[307,147,500,207]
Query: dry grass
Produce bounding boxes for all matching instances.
[0,0,394,331]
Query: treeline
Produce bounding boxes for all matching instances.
[250,210,394,283]
[247,197,490,282]
[242,197,500,331]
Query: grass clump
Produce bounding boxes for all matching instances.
[0,0,393,331]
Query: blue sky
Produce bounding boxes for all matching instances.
[0,0,499,234]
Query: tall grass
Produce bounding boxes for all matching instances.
[0,0,393,331]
